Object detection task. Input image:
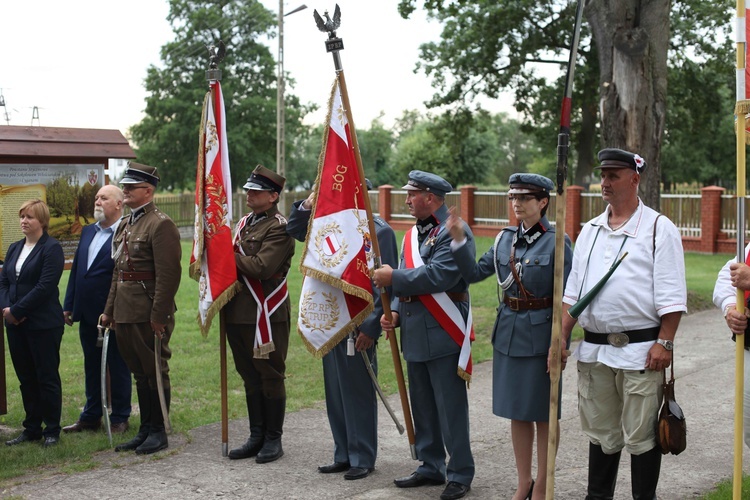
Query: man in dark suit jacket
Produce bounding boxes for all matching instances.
[63,185,132,434]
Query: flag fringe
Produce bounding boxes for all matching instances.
[296,302,374,358]
[254,340,276,359]
[299,78,338,276]
[457,366,472,385]
[195,282,241,337]
[736,100,750,116]
[190,91,210,282]
[299,265,374,303]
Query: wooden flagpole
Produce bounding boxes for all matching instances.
[734,2,746,496]
[315,7,417,459]
[546,1,584,497]
[205,44,230,457]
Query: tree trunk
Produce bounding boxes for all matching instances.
[586,0,670,210]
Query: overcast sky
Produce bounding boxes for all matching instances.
[1,0,513,136]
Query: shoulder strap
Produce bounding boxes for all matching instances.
[653,214,663,255]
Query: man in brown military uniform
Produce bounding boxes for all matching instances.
[102,162,182,455]
[225,165,295,464]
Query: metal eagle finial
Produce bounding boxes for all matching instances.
[207,40,226,70]
[313,4,341,36]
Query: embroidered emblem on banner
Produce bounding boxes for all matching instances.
[354,209,373,263]
[315,222,348,268]
[88,170,98,186]
[300,290,340,334]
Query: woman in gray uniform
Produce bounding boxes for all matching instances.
[447,173,572,500]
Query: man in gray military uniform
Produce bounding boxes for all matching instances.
[373,171,475,500]
[287,179,398,481]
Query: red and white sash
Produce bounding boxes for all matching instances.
[234,214,289,358]
[403,226,474,382]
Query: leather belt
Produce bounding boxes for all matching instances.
[401,292,469,303]
[503,296,552,311]
[584,327,660,347]
[118,271,156,281]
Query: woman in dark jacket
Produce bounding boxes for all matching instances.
[1,199,65,447]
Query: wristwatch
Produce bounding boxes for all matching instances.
[656,338,674,351]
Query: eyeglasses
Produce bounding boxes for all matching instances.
[122,185,149,191]
[508,194,536,203]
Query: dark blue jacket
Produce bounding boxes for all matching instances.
[0,231,64,331]
[64,223,116,324]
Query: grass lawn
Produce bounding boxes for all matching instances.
[0,235,742,495]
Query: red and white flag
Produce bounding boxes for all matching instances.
[298,76,374,356]
[190,80,239,335]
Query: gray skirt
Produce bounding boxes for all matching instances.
[492,349,562,422]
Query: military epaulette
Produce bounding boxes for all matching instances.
[374,217,386,227]
[275,213,288,225]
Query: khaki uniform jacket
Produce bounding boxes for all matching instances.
[104,202,182,324]
[224,205,295,324]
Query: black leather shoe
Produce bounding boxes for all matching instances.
[440,481,470,500]
[42,436,60,448]
[5,433,41,446]
[256,438,283,464]
[344,467,374,480]
[228,437,264,460]
[135,431,168,455]
[394,471,445,488]
[318,461,350,473]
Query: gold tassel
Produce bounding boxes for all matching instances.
[254,341,276,359]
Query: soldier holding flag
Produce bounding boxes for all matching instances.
[561,148,686,499]
[224,165,295,465]
[287,179,398,481]
[373,170,475,500]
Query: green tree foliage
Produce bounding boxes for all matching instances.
[46,177,76,218]
[129,0,309,191]
[397,0,733,192]
[356,115,396,188]
[662,2,735,188]
[286,124,325,190]
[391,109,543,187]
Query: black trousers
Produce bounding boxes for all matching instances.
[7,326,64,438]
[226,321,289,399]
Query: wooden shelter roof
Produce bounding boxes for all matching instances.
[0,125,136,162]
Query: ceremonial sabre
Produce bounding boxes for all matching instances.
[154,333,172,434]
[361,350,404,434]
[98,316,112,446]
[314,4,417,459]
[546,0,585,497]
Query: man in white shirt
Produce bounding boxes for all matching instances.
[63,185,132,434]
[560,148,687,500]
[713,243,750,447]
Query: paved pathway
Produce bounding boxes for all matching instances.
[1,309,745,499]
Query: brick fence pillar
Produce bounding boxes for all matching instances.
[701,186,724,253]
[379,185,393,223]
[460,185,476,225]
[566,185,584,243]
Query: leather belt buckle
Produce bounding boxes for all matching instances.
[607,332,629,348]
[506,297,520,312]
